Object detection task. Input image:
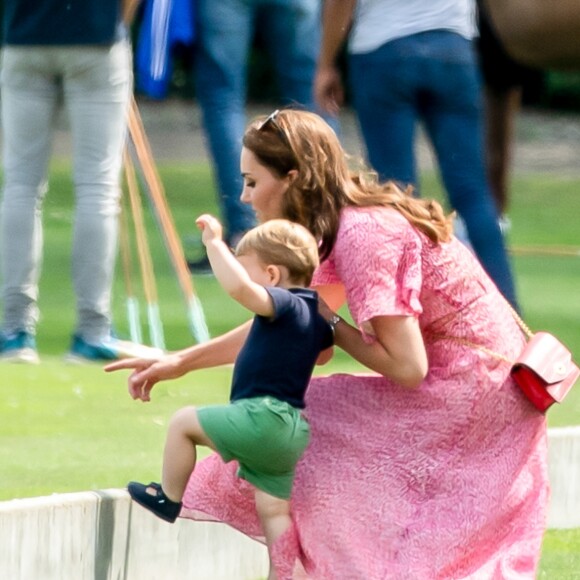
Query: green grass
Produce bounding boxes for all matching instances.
[0,159,363,499]
[1,161,579,573]
[539,528,580,579]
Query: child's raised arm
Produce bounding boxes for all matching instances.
[196,214,275,317]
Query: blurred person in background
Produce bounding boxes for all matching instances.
[314,0,519,309]
[476,0,542,231]
[0,0,157,363]
[187,0,328,274]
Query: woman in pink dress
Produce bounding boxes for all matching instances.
[107,110,549,579]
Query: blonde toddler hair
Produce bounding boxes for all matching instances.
[235,219,320,287]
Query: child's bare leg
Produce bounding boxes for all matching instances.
[161,406,216,502]
[254,488,292,580]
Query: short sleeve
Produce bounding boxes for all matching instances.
[265,286,296,320]
[331,208,423,336]
[311,252,340,287]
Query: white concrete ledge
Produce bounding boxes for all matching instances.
[0,427,578,580]
[0,489,268,580]
[546,426,580,529]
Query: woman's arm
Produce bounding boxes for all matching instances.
[315,284,427,387]
[333,314,428,388]
[314,210,428,386]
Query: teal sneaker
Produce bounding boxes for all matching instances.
[0,331,40,364]
[65,334,163,364]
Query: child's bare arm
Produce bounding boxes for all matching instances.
[196,214,274,317]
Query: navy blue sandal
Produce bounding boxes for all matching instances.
[127,481,182,523]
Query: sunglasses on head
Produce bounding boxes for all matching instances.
[259,109,291,147]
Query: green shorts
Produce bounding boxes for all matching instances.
[197,396,310,499]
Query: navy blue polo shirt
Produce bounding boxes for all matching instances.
[230,287,334,409]
[3,0,125,45]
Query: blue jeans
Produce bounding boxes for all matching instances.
[194,0,321,242]
[349,31,518,308]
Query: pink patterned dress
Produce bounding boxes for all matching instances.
[182,206,549,579]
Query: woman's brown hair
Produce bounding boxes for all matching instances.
[243,109,453,261]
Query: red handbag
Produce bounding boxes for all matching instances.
[434,308,580,413]
[511,331,580,412]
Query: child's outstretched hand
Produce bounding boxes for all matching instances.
[196,214,223,246]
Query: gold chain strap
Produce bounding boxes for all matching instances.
[431,334,514,364]
[431,300,534,365]
[505,302,534,340]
